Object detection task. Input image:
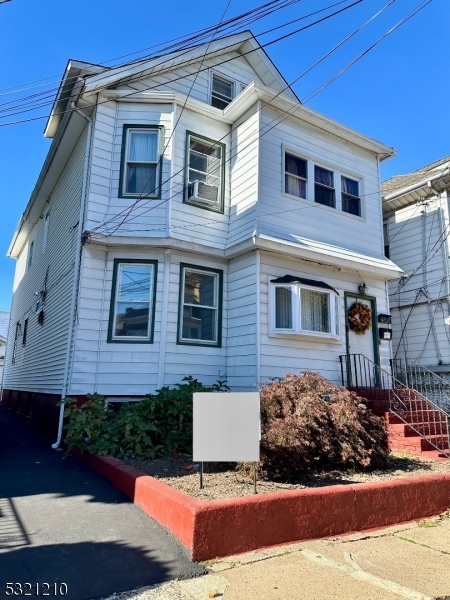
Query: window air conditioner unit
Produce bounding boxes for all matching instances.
[188,180,219,206]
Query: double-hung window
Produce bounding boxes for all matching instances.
[272,276,339,338]
[211,74,234,109]
[341,175,361,217]
[186,132,225,212]
[178,264,222,346]
[108,260,157,343]
[285,153,307,199]
[314,165,335,208]
[119,125,162,198]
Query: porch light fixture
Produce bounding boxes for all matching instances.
[358,281,369,295]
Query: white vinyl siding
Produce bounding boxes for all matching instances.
[3,127,88,394]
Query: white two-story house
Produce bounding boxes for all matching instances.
[1,32,402,437]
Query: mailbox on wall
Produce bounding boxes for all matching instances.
[379,327,392,340]
[378,314,392,324]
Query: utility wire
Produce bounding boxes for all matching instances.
[96,0,422,236]
[0,0,304,97]
[0,1,363,127]
[0,0,350,116]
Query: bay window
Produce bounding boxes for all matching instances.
[271,276,339,338]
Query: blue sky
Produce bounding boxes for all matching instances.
[0,0,448,312]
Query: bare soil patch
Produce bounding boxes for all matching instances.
[123,453,450,501]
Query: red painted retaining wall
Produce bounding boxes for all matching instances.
[79,453,450,561]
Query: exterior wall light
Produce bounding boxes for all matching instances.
[358,282,369,295]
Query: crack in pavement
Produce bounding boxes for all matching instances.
[300,548,434,600]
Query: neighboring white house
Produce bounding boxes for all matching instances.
[0,311,10,385]
[1,31,402,435]
[382,156,450,373]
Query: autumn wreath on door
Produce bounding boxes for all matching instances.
[348,302,372,334]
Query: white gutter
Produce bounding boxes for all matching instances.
[52,104,93,449]
[383,168,450,203]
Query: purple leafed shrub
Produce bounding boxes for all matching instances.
[259,372,389,481]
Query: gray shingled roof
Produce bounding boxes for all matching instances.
[0,311,10,340]
[382,155,450,197]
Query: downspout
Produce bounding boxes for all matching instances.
[157,250,171,389]
[94,249,108,393]
[255,249,261,388]
[52,104,93,449]
[421,203,443,365]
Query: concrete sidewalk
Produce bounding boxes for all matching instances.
[102,513,450,600]
[0,410,205,600]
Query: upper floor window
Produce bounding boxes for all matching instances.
[285,153,307,199]
[314,165,335,208]
[178,264,222,346]
[27,240,35,271]
[211,74,234,109]
[42,210,50,253]
[341,176,361,217]
[108,260,157,343]
[185,132,225,213]
[119,125,163,198]
[271,276,339,338]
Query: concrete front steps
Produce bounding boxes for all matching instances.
[351,387,450,461]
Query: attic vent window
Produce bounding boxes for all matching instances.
[185,132,224,213]
[211,74,234,109]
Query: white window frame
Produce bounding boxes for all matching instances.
[121,126,162,198]
[341,174,362,217]
[281,146,364,220]
[284,151,308,200]
[179,265,220,346]
[42,210,50,253]
[271,281,340,340]
[210,72,235,109]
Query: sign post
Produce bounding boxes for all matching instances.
[193,392,260,493]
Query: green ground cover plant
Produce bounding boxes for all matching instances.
[62,372,388,478]
[60,376,229,458]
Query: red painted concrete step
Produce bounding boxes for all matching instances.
[351,387,450,461]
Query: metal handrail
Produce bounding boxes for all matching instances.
[339,353,450,458]
[405,359,450,415]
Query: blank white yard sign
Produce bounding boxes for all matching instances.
[193,392,260,462]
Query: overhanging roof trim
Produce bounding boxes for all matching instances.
[83,31,298,102]
[270,275,338,294]
[44,59,106,139]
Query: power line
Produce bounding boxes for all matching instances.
[0,0,349,117]
[0,0,302,97]
[96,0,422,237]
[0,0,363,127]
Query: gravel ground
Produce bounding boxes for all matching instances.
[123,453,450,501]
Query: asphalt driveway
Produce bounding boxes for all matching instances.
[0,409,205,600]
